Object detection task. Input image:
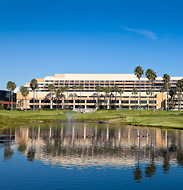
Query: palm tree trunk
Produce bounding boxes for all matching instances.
[33,90,35,111]
[25,97,27,112]
[139,78,141,113]
[11,91,13,111]
[9,90,11,109]
[167,86,169,111]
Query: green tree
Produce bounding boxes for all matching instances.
[20,86,29,111]
[30,79,38,111]
[134,66,144,114]
[48,84,55,110]
[163,74,171,111]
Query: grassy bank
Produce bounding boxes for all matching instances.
[0,109,183,129]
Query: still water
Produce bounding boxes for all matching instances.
[1,123,183,189]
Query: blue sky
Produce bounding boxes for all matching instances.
[0,0,183,89]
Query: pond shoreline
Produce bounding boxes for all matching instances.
[0,110,183,130]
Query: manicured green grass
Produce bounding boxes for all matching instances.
[0,109,183,129]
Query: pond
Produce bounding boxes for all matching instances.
[0,123,183,189]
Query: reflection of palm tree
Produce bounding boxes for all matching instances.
[17,142,27,153]
[133,164,143,183]
[162,150,170,173]
[27,147,35,162]
[145,162,156,178]
[4,145,14,161]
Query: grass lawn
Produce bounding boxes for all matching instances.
[0,109,183,129]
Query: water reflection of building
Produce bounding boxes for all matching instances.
[8,124,183,168]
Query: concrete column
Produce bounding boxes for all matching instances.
[119,100,121,108]
[85,100,87,109]
[107,100,110,109]
[27,99,30,109]
[73,100,76,110]
[39,100,41,109]
[50,100,53,109]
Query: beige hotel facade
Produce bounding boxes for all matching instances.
[16,74,182,110]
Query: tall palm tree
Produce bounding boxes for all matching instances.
[20,86,29,111]
[134,66,144,114]
[64,86,69,109]
[55,89,61,110]
[48,84,55,110]
[6,81,12,109]
[160,88,165,110]
[104,87,111,109]
[146,88,152,110]
[118,89,123,109]
[9,82,16,111]
[113,85,119,109]
[162,74,171,111]
[169,88,177,110]
[72,85,77,109]
[78,85,84,108]
[176,79,183,112]
[60,86,66,109]
[145,69,157,113]
[132,88,138,109]
[30,79,38,111]
[95,86,101,109]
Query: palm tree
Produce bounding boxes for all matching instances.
[169,88,177,110]
[78,85,84,108]
[64,86,69,109]
[95,86,101,109]
[163,74,171,111]
[146,88,152,110]
[7,81,16,111]
[6,81,12,109]
[132,88,138,109]
[118,89,123,109]
[176,79,183,112]
[134,66,144,114]
[20,86,29,111]
[48,84,55,110]
[55,89,61,110]
[60,86,66,109]
[72,85,77,109]
[145,69,157,113]
[160,88,165,110]
[30,79,38,111]
[113,85,119,109]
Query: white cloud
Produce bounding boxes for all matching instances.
[121,25,157,40]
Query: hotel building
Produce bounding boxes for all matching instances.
[16,74,183,110]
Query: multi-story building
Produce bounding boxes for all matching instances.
[16,74,183,110]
